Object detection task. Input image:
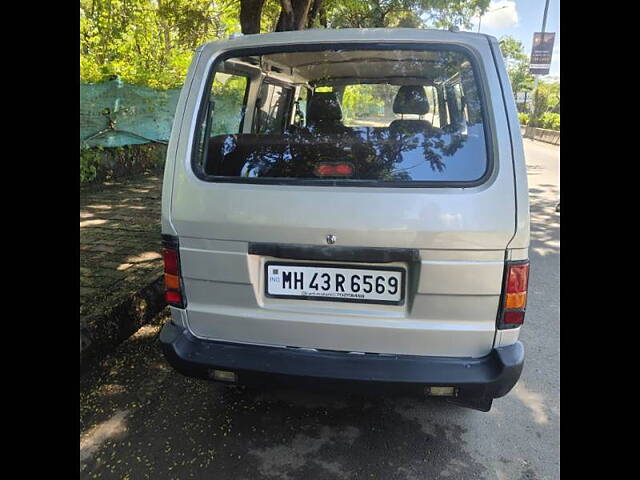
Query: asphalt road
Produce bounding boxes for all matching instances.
[80,138,560,480]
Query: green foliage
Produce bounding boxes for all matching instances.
[498,36,560,126]
[536,82,560,111]
[539,112,559,131]
[499,36,528,64]
[80,146,103,184]
[80,0,240,89]
[530,81,560,126]
[262,0,284,31]
[498,35,534,96]
[518,113,529,126]
[210,74,249,135]
[426,0,490,29]
[80,143,167,184]
[81,0,491,89]
[342,85,385,120]
[327,0,489,29]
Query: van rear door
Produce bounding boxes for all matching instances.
[164,31,517,358]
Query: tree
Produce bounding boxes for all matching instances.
[81,0,241,88]
[498,35,528,65]
[498,36,560,123]
[240,0,267,34]
[275,0,314,31]
[498,35,534,103]
[81,0,492,88]
[239,0,490,33]
[530,80,559,126]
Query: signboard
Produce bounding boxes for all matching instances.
[529,32,556,75]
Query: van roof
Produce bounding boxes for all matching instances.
[197,28,496,54]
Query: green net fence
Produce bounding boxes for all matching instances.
[80,78,181,148]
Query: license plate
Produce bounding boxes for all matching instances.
[265,262,405,305]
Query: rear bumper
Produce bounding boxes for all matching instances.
[159,321,524,411]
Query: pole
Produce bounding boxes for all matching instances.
[538,0,558,212]
[532,0,551,124]
[541,0,550,34]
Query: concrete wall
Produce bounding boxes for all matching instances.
[520,125,560,146]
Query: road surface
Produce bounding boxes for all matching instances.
[80,138,560,479]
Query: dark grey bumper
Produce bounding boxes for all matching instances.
[160,321,524,411]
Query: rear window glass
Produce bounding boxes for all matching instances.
[193,48,490,185]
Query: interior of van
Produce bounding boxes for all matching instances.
[196,48,488,183]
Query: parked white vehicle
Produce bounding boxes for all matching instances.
[159,28,530,411]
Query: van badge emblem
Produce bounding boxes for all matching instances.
[326,234,337,245]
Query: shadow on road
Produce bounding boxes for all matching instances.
[528,184,560,258]
[80,313,488,479]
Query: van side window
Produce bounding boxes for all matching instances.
[424,85,440,128]
[442,80,473,130]
[208,73,249,136]
[253,82,293,134]
[293,87,309,127]
[444,84,462,129]
[459,63,483,125]
[339,84,443,128]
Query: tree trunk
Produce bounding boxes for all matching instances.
[319,3,327,27]
[307,0,323,28]
[275,0,313,31]
[240,0,267,34]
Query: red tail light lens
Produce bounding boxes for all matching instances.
[162,236,185,308]
[314,162,354,177]
[507,263,529,294]
[503,311,525,325]
[498,260,529,329]
[165,290,183,305]
[162,249,179,275]
[333,163,353,176]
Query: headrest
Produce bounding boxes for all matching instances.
[393,86,429,115]
[307,92,343,123]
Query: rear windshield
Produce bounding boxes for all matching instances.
[193,47,490,185]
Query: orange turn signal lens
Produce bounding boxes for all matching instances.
[164,273,180,290]
[505,292,527,310]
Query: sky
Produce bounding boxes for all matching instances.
[468,0,560,81]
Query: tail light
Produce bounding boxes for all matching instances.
[314,162,354,177]
[498,260,529,329]
[162,235,185,308]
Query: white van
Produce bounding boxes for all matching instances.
[159,28,530,412]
